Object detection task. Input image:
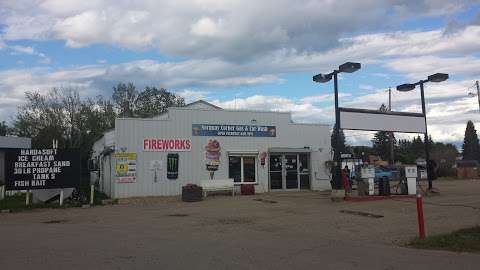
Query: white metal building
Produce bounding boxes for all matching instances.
[92,100,332,198]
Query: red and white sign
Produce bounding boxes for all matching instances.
[143,138,192,152]
[116,177,136,183]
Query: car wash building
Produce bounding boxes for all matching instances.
[92,100,332,198]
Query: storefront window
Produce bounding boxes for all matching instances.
[243,157,256,182]
[228,156,242,182]
[229,155,256,183]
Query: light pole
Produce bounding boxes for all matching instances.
[467,80,480,113]
[396,73,449,190]
[313,62,361,190]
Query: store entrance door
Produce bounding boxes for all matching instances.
[269,153,310,191]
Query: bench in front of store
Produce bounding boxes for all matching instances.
[201,179,235,198]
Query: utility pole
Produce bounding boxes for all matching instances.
[476,81,480,113]
[388,88,394,165]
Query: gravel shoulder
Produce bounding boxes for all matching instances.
[1,179,479,269]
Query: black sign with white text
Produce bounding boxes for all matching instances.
[5,148,81,190]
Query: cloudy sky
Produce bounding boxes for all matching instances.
[0,0,479,146]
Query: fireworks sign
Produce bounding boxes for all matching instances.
[4,148,81,190]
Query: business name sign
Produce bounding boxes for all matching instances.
[143,139,192,151]
[192,124,276,137]
[5,148,81,190]
[339,107,426,133]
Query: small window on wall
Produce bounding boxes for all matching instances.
[229,155,257,183]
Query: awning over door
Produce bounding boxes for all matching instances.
[268,147,311,153]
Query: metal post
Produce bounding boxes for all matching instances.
[333,71,342,189]
[419,82,432,190]
[59,189,64,206]
[25,190,30,206]
[416,193,426,239]
[476,80,480,113]
[90,184,94,205]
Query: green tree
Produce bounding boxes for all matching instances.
[112,82,137,117]
[411,135,425,159]
[135,86,185,118]
[462,120,480,161]
[371,104,396,161]
[351,145,375,161]
[431,142,459,176]
[331,123,346,157]
[0,121,9,136]
[396,139,415,163]
[12,89,117,175]
[13,90,67,148]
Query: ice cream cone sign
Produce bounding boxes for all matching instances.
[260,152,267,168]
[205,139,221,179]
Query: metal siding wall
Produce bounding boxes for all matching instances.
[113,109,331,198]
[0,151,4,184]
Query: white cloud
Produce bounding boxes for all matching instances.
[10,45,35,54]
[177,89,209,103]
[205,75,282,87]
[359,84,374,91]
[386,55,480,79]
[0,0,475,60]
[212,94,334,123]
[190,17,222,36]
[0,0,478,144]
[8,45,51,64]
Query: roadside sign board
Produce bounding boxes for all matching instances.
[113,152,137,183]
[4,148,81,190]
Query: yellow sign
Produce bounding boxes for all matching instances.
[113,152,137,159]
[115,163,129,174]
[113,152,137,183]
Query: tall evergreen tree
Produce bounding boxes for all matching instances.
[396,139,414,163]
[462,120,480,161]
[411,135,425,159]
[331,123,346,157]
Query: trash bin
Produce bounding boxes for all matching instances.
[182,184,203,202]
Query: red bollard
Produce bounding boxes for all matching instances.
[416,193,426,239]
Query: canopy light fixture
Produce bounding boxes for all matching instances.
[338,62,361,73]
[396,83,416,92]
[312,73,333,83]
[427,73,449,83]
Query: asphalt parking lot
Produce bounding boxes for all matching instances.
[1,179,479,270]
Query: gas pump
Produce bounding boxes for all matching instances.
[404,165,418,195]
[360,165,375,196]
